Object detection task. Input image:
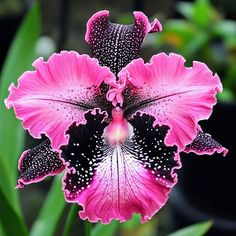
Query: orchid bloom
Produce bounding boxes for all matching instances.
[5,10,227,223]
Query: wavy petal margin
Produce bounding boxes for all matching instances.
[185,127,228,156]
[5,51,115,150]
[17,139,65,188]
[85,10,162,75]
[61,111,180,223]
[107,53,223,151]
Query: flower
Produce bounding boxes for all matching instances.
[5,10,227,224]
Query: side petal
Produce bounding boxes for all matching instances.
[113,53,223,151]
[61,111,180,223]
[5,51,115,150]
[17,139,65,188]
[184,130,228,156]
[85,10,162,75]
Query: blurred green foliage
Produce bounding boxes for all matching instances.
[154,0,236,101]
[168,220,213,236]
[0,2,40,236]
[0,0,24,16]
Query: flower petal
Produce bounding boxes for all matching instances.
[185,130,228,156]
[85,10,162,75]
[61,111,180,223]
[5,51,115,150]
[17,139,65,188]
[112,53,223,151]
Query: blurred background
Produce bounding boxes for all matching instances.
[0,0,235,235]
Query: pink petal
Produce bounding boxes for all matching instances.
[85,10,162,75]
[5,51,115,150]
[112,53,223,151]
[184,127,228,156]
[17,139,65,188]
[61,111,180,223]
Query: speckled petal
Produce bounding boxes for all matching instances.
[85,10,162,75]
[5,51,115,150]
[109,53,223,151]
[61,111,180,223]
[185,130,228,156]
[17,139,65,188]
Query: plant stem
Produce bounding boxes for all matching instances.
[62,204,79,236]
[85,221,92,236]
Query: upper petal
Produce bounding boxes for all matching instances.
[110,53,223,151]
[5,51,115,150]
[85,10,162,75]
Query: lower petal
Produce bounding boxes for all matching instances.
[184,130,228,156]
[62,111,180,223]
[17,139,65,188]
[75,148,175,223]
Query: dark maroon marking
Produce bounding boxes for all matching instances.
[86,12,155,75]
[127,113,179,182]
[185,131,227,155]
[61,111,109,200]
[18,139,64,188]
[62,111,179,201]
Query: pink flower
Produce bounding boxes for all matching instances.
[5,10,227,224]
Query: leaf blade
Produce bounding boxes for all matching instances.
[30,175,66,236]
[168,221,213,236]
[0,185,28,236]
[0,1,41,215]
[91,221,119,236]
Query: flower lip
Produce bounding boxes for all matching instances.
[61,111,180,223]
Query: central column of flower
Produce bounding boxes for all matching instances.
[104,107,129,145]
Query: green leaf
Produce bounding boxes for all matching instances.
[119,214,158,236]
[192,0,214,27]
[168,221,213,236]
[0,185,28,236]
[213,20,236,46]
[218,88,235,102]
[121,214,141,230]
[181,31,210,57]
[62,204,80,236]
[158,20,196,50]
[30,175,66,236]
[85,221,92,236]
[178,0,215,28]
[0,224,6,236]
[92,221,119,236]
[177,2,194,20]
[0,0,41,215]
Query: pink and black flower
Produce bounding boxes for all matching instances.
[5,10,227,223]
